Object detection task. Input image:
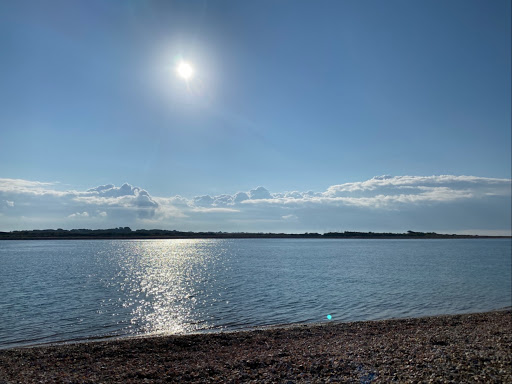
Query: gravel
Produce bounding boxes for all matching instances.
[0,309,510,383]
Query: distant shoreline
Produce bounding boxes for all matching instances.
[0,228,510,240]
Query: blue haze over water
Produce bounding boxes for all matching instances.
[0,239,510,349]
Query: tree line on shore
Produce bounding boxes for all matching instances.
[0,228,502,239]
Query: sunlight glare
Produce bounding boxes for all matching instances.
[176,61,194,80]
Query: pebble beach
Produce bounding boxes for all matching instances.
[0,309,510,383]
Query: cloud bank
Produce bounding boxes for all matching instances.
[0,175,510,235]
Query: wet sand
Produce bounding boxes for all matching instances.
[0,309,510,383]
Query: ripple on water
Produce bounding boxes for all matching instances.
[0,238,510,348]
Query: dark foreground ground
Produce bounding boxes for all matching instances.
[0,310,510,383]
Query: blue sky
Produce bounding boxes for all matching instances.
[0,0,510,234]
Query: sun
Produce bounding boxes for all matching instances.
[176,61,194,80]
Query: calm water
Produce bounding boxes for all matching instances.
[0,239,510,349]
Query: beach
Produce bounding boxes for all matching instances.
[0,309,510,383]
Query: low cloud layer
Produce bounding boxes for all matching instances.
[0,175,510,235]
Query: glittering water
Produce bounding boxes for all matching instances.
[0,239,510,349]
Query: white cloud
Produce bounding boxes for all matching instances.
[248,186,272,200]
[0,178,56,190]
[325,175,509,195]
[241,175,508,209]
[68,211,89,218]
[0,175,510,234]
[191,207,240,213]
[193,195,214,207]
[233,192,249,203]
[0,179,159,226]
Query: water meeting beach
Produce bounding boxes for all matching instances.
[0,309,510,383]
[1,237,510,382]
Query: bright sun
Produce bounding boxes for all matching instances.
[176,61,194,80]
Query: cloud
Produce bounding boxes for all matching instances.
[248,186,272,200]
[0,178,56,190]
[193,195,214,207]
[68,211,89,218]
[67,211,110,219]
[324,175,510,196]
[78,183,158,210]
[282,214,298,221]
[233,192,249,203]
[0,179,159,226]
[0,175,510,234]
[0,178,63,197]
[68,183,159,220]
[86,183,154,202]
[241,175,510,209]
[191,207,240,213]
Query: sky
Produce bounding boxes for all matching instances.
[0,0,510,235]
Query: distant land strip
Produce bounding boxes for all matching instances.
[0,228,509,240]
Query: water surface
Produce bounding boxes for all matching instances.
[0,239,510,349]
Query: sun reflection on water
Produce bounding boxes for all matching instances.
[106,239,227,336]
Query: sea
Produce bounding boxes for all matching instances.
[0,238,510,349]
